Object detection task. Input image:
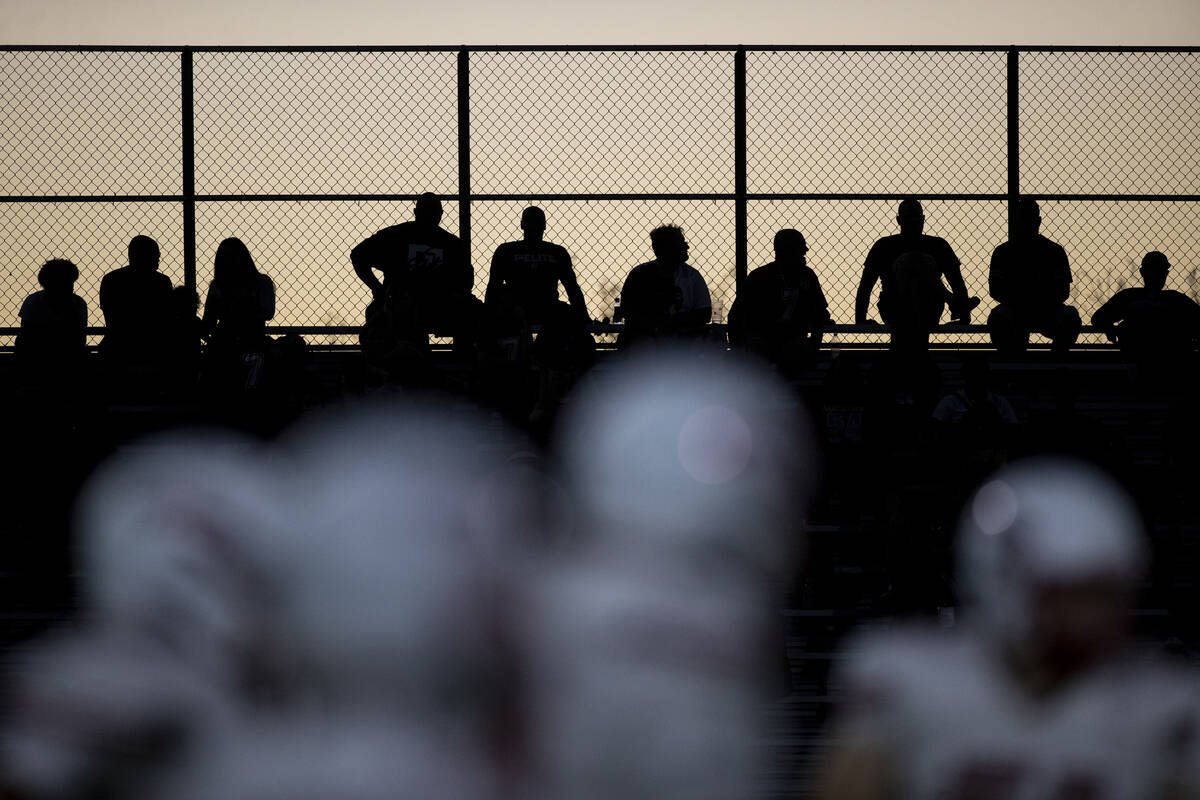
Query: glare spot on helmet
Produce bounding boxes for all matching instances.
[973,479,1019,536]
[677,405,753,485]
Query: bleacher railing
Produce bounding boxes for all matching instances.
[1,45,1198,344]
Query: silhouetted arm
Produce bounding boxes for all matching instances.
[559,252,588,319]
[940,242,969,302]
[350,234,385,298]
[1050,243,1072,306]
[988,245,1013,306]
[259,275,276,322]
[1090,292,1125,340]
[810,274,832,344]
[855,264,879,324]
[484,246,505,306]
[98,273,113,325]
[200,285,218,338]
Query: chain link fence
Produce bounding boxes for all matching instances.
[2,46,1198,343]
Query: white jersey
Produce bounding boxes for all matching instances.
[839,627,1200,800]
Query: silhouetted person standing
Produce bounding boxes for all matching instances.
[728,228,830,370]
[856,200,975,352]
[16,259,87,387]
[202,237,275,394]
[98,235,173,368]
[351,192,477,353]
[1092,251,1200,362]
[486,206,587,325]
[618,225,711,349]
[987,198,1081,354]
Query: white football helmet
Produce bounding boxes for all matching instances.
[74,431,295,686]
[554,346,814,578]
[3,629,231,800]
[270,401,537,726]
[957,457,1146,647]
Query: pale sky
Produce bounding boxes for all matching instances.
[2,0,1198,46]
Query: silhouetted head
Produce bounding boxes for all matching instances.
[1013,197,1042,238]
[521,206,546,241]
[38,259,79,295]
[650,225,688,267]
[958,459,1144,681]
[214,238,257,287]
[773,228,808,266]
[1140,251,1170,291]
[414,193,443,226]
[128,236,160,272]
[897,199,924,236]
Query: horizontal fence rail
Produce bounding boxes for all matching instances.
[1,45,1198,344]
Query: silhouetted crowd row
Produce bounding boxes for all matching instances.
[15,193,1200,411]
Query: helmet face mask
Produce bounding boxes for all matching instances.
[957,458,1145,678]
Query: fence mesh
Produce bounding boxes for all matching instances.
[748,50,1008,195]
[193,52,459,196]
[1021,51,1200,196]
[1,47,1198,339]
[470,51,734,195]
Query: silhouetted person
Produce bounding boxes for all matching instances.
[617,225,711,349]
[98,235,173,368]
[201,237,275,394]
[987,198,1081,354]
[166,285,203,393]
[1091,251,1200,361]
[16,259,87,387]
[351,192,478,354]
[856,200,976,352]
[486,206,587,326]
[728,228,830,371]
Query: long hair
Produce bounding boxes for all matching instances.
[213,238,257,289]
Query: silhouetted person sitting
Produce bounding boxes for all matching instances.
[856,199,976,352]
[728,228,830,371]
[351,192,478,356]
[98,235,173,370]
[201,237,275,394]
[486,206,588,326]
[16,259,87,387]
[987,198,1081,354]
[617,224,712,349]
[1091,251,1200,361]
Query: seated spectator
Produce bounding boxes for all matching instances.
[728,228,830,371]
[987,198,1081,354]
[486,206,587,326]
[98,235,173,369]
[201,237,276,394]
[617,225,712,349]
[16,259,88,386]
[855,199,977,353]
[1091,251,1200,361]
[351,192,481,356]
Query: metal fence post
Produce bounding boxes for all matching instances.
[458,47,471,258]
[1007,46,1020,239]
[734,46,747,297]
[182,47,196,293]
